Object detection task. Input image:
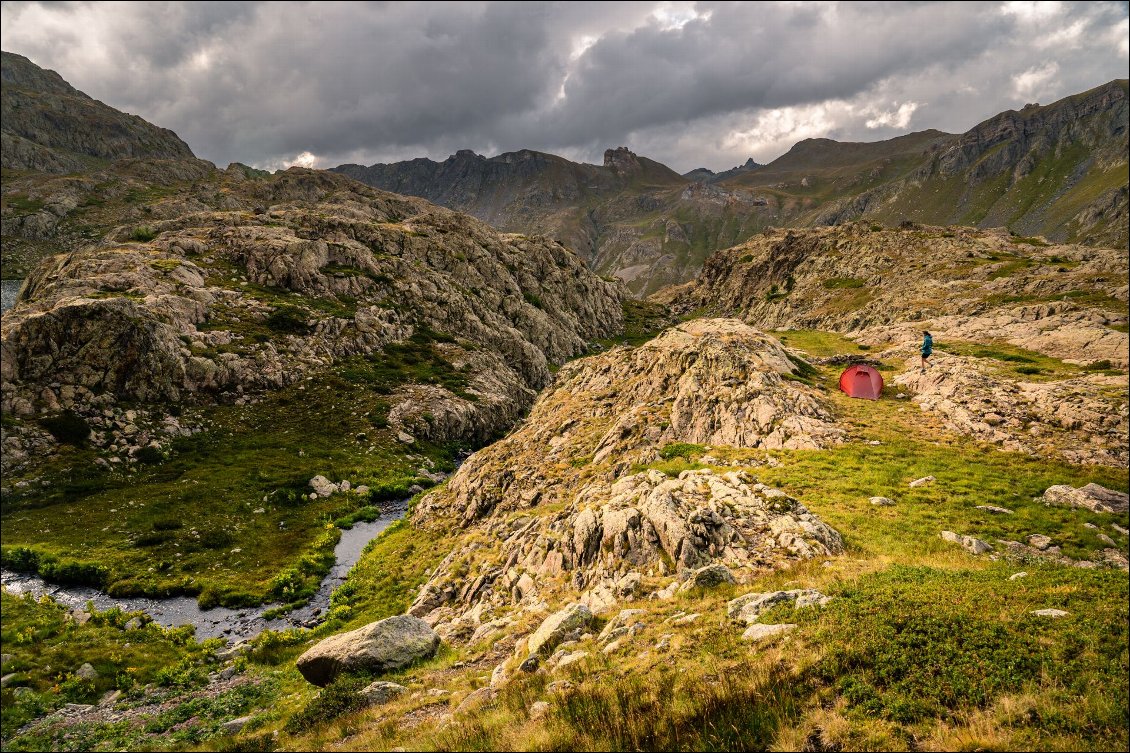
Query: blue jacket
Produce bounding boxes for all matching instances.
[921,334,933,355]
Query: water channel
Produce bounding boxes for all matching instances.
[0,502,406,642]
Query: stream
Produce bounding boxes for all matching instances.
[0,502,406,642]
[1,279,23,313]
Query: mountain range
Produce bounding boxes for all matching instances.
[334,80,1128,295]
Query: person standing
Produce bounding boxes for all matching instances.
[920,331,933,373]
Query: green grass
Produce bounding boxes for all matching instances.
[934,340,1088,381]
[770,329,869,357]
[592,299,670,349]
[0,363,461,606]
[0,591,223,744]
[337,328,476,401]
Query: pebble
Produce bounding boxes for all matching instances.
[1030,609,1069,618]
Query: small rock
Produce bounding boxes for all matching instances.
[1112,524,1129,536]
[221,715,252,734]
[124,617,143,631]
[975,505,1014,515]
[869,496,895,506]
[0,673,17,689]
[527,603,593,658]
[519,655,540,673]
[546,680,574,693]
[741,623,797,642]
[1030,609,1069,618]
[359,681,407,707]
[679,563,735,591]
[673,613,701,626]
[555,651,589,671]
[940,530,992,555]
[1097,533,1118,546]
[489,664,509,689]
[1009,572,1028,581]
[529,700,551,721]
[601,639,626,655]
[455,687,496,715]
[76,663,98,680]
[909,475,936,488]
[1027,534,1053,551]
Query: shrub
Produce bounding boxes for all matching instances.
[1015,366,1042,375]
[1084,360,1113,371]
[129,226,157,242]
[265,306,310,334]
[659,443,706,460]
[284,674,370,733]
[135,445,165,464]
[39,411,91,445]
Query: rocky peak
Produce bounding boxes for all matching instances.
[603,146,643,174]
[1,51,83,97]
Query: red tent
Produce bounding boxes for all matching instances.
[839,364,884,400]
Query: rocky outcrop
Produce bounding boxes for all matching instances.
[416,318,843,525]
[1043,483,1129,514]
[1,168,623,449]
[894,355,1128,467]
[397,319,844,637]
[675,224,1127,344]
[408,468,843,629]
[295,615,440,687]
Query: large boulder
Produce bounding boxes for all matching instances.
[527,603,593,658]
[1043,483,1128,514]
[296,615,440,687]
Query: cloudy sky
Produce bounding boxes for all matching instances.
[2,1,1127,172]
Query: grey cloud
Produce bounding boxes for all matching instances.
[1,1,1127,172]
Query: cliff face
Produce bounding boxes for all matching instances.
[1,51,196,172]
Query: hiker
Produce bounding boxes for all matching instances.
[920,330,933,373]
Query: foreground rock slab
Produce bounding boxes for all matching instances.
[297,615,440,687]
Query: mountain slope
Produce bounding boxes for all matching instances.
[1,51,209,278]
[1,51,195,172]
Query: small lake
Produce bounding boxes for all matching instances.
[1,279,23,313]
[1,503,406,642]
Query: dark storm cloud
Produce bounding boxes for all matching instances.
[2,1,1127,172]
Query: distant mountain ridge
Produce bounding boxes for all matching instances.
[1,51,195,173]
[335,80,1129,294]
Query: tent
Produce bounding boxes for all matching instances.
[839,364,883,400]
